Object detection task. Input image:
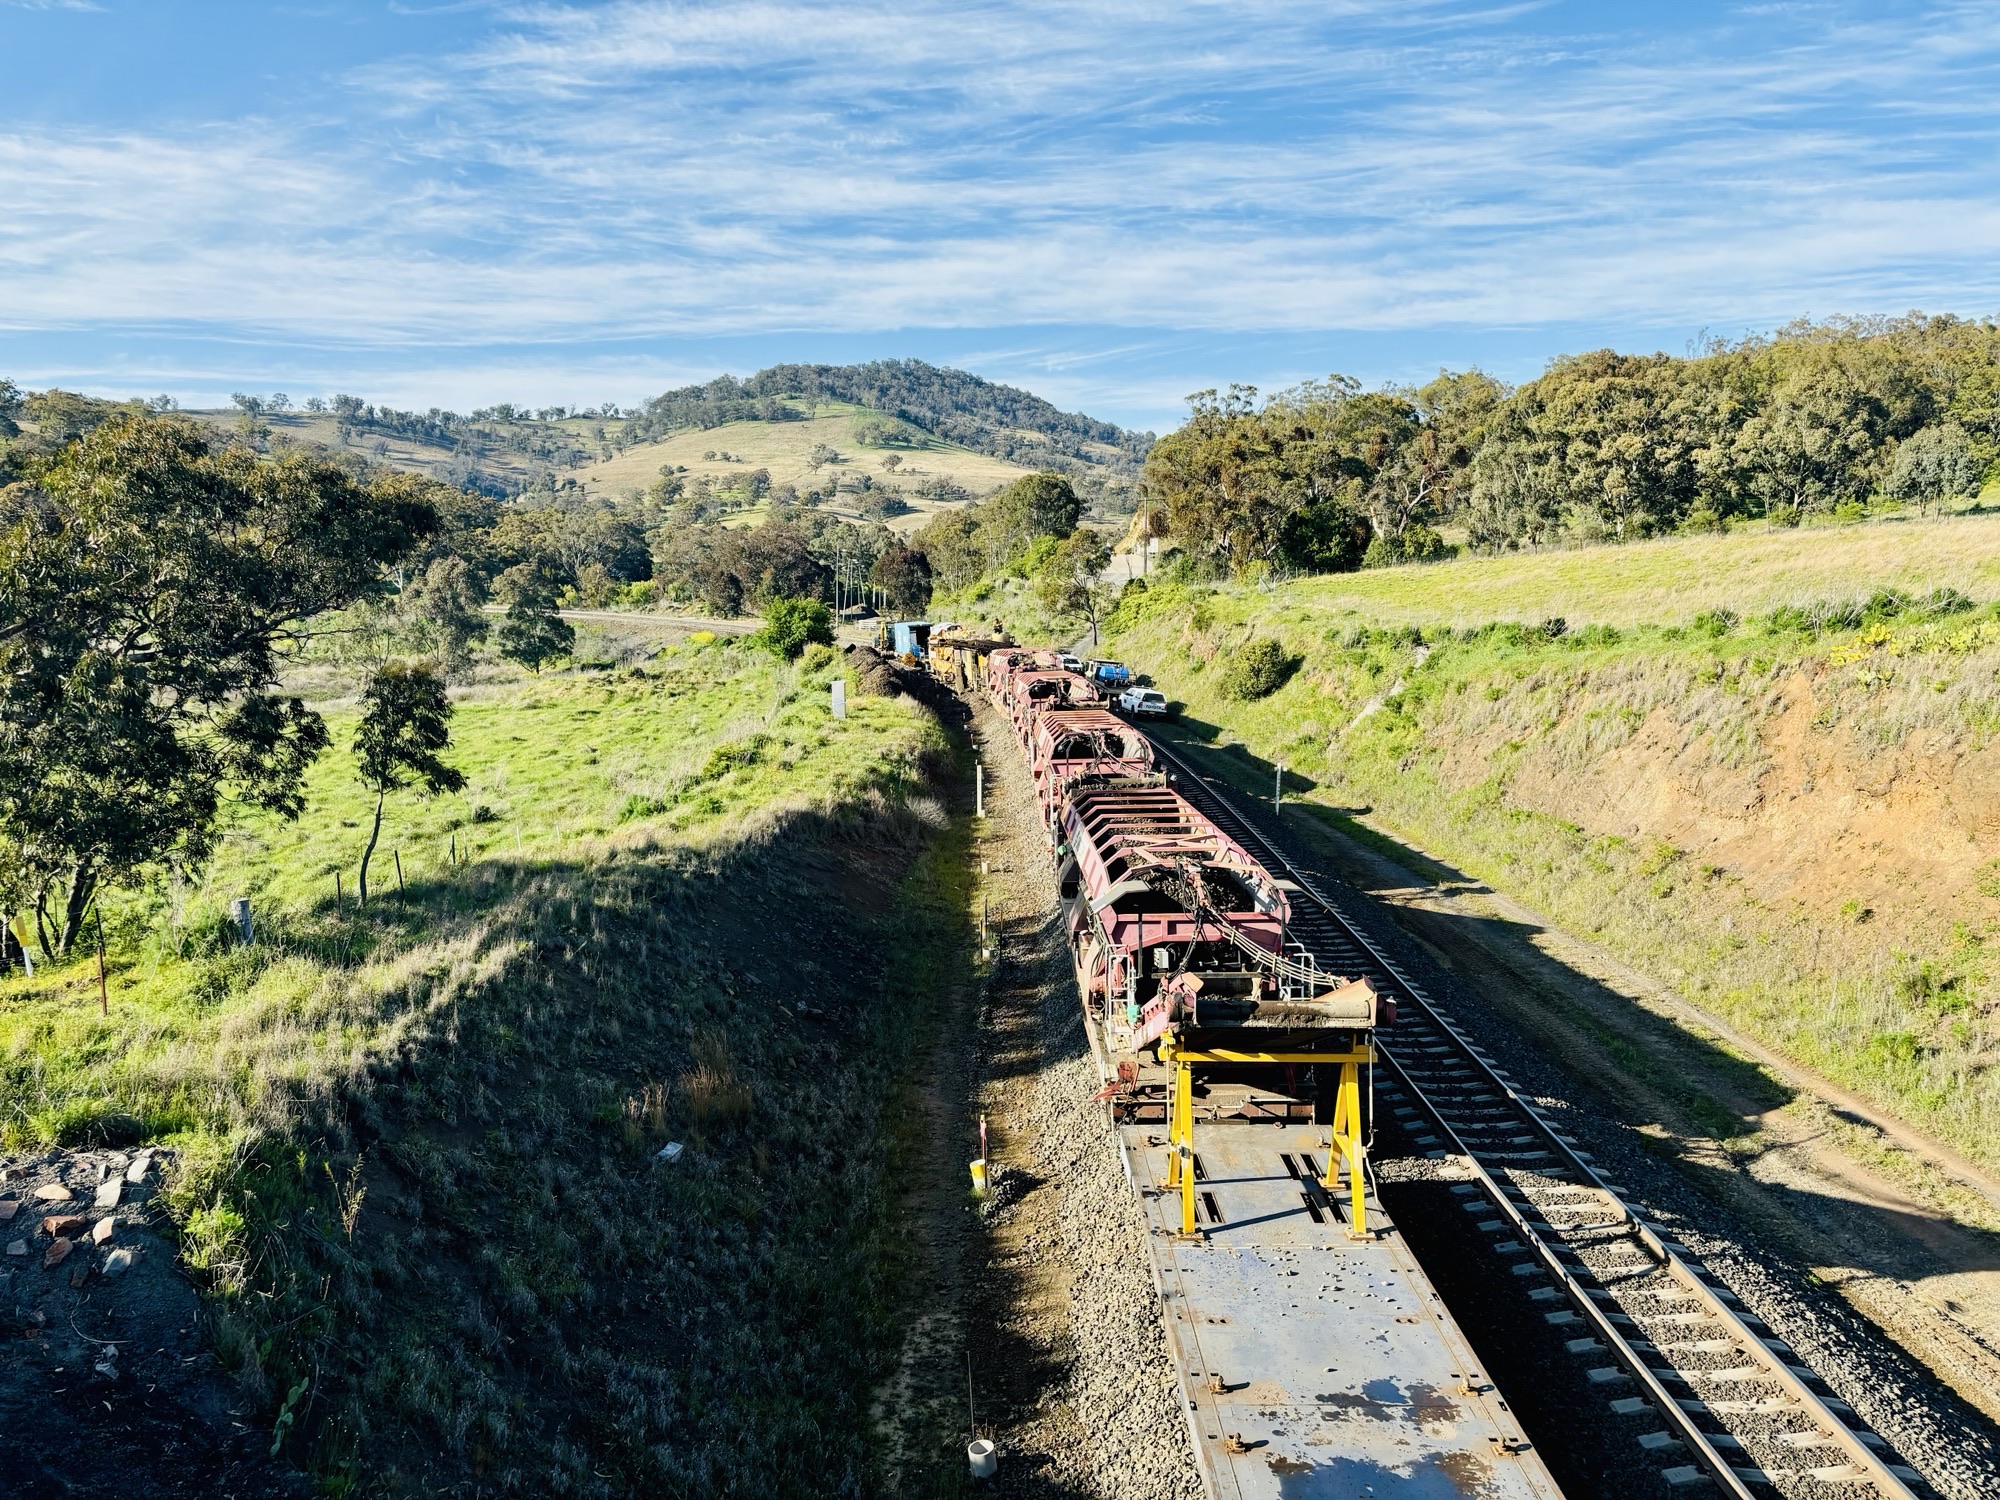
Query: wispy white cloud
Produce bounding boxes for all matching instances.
[0,0,1997,415]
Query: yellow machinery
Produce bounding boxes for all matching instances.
[1162,1039,1374,1239]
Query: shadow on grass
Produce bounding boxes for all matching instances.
[105,785,1076,1499]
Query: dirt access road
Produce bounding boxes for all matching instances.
[874,690,1200,1499]
[1159,728,2000,1436]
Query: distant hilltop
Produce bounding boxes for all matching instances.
[0,359,1152,508]
[623,359,1155,476]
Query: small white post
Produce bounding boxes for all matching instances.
[1274,760,1283,815]
[976,762,985,817]
[831,679,847,720]
[230,897,254,946]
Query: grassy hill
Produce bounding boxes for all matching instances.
[184,407,605,499]
[1257,512,2000,630]
[174,359,1152,518]
[1,640,967,1492]
[1105,513,2000,1186]
[569,399,1049,524]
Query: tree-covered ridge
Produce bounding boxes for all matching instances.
[621,360,1154,476]
[740,359,1155,473]
[1146,314,2000,575]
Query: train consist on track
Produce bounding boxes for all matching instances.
[949,640,1562,1499]
[923,631,1931,1500]
[979,644,1391,1220]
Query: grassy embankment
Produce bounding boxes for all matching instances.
[1104,515,2000,1187]
[1,641,969,1495]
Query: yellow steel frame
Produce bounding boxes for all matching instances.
[1162,1043,1373,1239]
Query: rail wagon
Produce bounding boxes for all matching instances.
[985,654,1387,1235]
[1022,706,1152,834]
[954,654,1574,1497]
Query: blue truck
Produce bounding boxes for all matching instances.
[1083,657,1130,688]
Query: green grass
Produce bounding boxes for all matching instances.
[1106,566,2000,1179]
[2,640,930,1151]
[1254,507,2000,630]
[0,639,967,1494]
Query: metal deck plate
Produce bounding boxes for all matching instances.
[1124,1119,1564,1499]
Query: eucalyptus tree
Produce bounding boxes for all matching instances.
[352,661,464,905]
[0,413,436,955]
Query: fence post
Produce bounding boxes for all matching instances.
[94,911,109,1016]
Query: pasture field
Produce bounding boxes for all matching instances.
[0,642,965,1492]
[187,402,1043,529]
[569,400,1041,512]
[1273,509,2000,630]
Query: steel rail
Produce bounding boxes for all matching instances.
[1144,733,1923,1500]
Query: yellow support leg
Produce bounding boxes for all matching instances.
[1176,1055,1197,1235]
[1323,1060,1367,1239]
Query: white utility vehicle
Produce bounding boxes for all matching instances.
[1116,687,1169,718]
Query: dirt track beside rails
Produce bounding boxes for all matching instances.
[880,691,1201,1498]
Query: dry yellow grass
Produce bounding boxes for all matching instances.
[1280,512,2000,629]
[186,403,1043,531]
[571,402,1040,525]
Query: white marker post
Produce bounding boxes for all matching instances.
[831,678,847,720]
[976,762,985,817]
[1274,760,1283,815]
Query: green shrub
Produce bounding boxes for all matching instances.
[699,735,771,780]
[1361,523,1453,569]
[1220,637,1298,700]
[619,794,672,822]
[751,597,835,660]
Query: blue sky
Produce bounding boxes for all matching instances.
[2,1,1997,433]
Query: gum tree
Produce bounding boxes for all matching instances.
[352,661,464,905]
[0,413,437,955]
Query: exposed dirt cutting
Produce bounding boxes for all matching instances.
[1154,728,2000,1496]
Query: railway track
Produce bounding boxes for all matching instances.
[1146,733,1930,1500]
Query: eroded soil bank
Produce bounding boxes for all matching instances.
[1155,724,2000,1497]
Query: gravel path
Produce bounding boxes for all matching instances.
[963,694,1202,1500]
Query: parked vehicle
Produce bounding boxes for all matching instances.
[1117,688,1170,718]
[1083,658,1131,687]
[1058,653,1083,673]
